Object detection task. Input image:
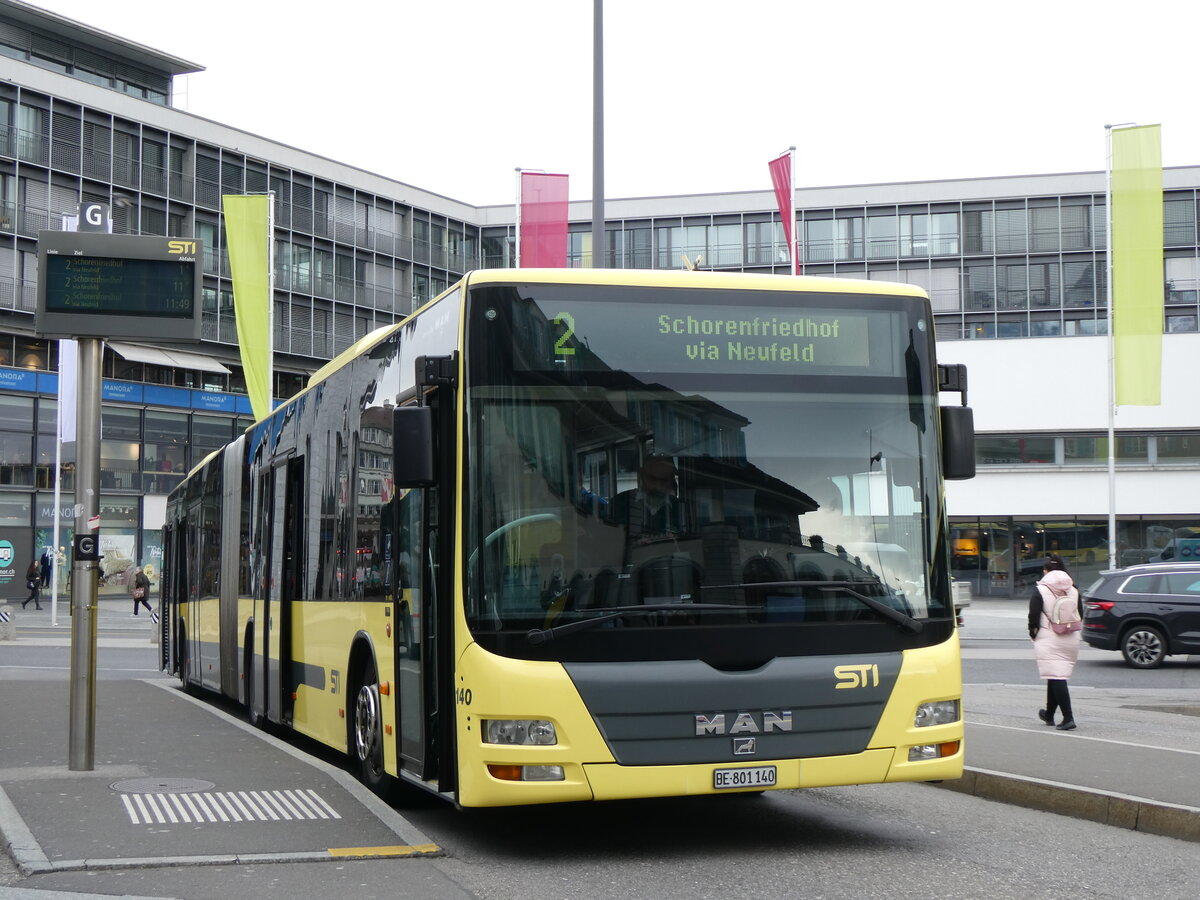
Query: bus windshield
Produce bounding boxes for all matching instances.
[464,281,950,664]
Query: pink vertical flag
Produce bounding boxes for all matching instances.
[519,172,570,267]
[768,150,798,274]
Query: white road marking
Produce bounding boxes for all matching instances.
[121,788,343,825]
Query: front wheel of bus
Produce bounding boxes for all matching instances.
[350,660,391,797]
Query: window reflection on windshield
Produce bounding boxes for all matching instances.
[468,384,941,634]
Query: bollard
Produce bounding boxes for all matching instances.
[149,607,160,645]
[0,603,15,641]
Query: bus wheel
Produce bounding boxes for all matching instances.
[350,659,391,796]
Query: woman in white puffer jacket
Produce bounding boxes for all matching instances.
[1027,554,1082,731]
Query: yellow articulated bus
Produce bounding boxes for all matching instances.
[161,269,975,807]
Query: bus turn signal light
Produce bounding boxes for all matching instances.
[487,764,565,782]
[488,765,524,781]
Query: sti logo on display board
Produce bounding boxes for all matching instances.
[35,231,203,341]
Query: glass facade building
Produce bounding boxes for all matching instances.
[1,0,1197,600]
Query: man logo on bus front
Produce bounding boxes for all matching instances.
[694,711,793,736]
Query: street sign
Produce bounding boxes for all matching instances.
[35,232,203,341]
[73,534,99,562]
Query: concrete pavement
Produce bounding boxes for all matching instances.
[1,595,1197,900]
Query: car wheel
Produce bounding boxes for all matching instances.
[1121,624,1167,669]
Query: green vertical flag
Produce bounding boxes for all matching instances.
[222,194,273,420]
[1111,124,1163,406]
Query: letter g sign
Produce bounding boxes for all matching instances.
[76,201,111,233]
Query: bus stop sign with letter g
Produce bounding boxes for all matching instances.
[74,534,99,562]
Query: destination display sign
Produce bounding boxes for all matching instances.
[516,294,908,378]
[35,232,203,341]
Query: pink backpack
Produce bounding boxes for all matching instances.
[1046,587,1082,634]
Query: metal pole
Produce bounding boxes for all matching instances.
[789,145,797,275]
[1104,122,1135,571]
[514,168,522,268]
[1105,126,1116,571]
[591,0,605,268]
[51,399,62,627]
[68,337,102,771]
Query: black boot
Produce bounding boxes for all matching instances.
[1049,679,1075,730]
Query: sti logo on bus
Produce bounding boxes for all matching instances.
[167,240,197,255]
[694,711,793,736]
[834,664,881,689]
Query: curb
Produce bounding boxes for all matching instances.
[931,767,1200,843]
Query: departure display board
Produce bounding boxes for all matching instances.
[35,232,203,340]
[503,288,911,379]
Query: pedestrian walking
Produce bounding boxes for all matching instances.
[129,565,153,616]
[1028,553,1082,731]
[22,559,42,610]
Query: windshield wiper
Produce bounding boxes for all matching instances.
[700,580,922,634]
[818,583,922,634]
[527,603,753,646]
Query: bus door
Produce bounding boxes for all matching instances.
[394,355,457,789]
[161,520,181,674]
[262,455,304,725]
[218,436,245,700]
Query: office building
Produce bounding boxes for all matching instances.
[2,0,1196,598]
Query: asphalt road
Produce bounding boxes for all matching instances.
[3,599,1197,899]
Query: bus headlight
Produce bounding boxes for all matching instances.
[914,700,959,727]
[484,719,557,745]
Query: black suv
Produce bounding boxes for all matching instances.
[1082,563,1200,668]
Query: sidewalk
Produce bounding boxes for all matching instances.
[936,681,1200,842]
[2,604,1198,900]
[949,595,1200,841]
[0,679,464,899]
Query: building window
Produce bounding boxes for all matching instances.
[1166,257,1199,304]
[1158,434,1200,463]
[963,265,995,311]
[867,215,897,259]
[1163,199,1196,246]
[977,436,1055,465]
[804,219,833,263]
[1061,204,1091,251]
[1063,260,1099,308]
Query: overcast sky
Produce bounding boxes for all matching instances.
[25,0,1198,206]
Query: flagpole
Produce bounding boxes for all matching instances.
[1105,122,1138,571]
[1105,125,1116,571]
[514,168,522,268]
[267,190,275,408]
[789,145,798,275]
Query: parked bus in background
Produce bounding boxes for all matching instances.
[161,269,975,807]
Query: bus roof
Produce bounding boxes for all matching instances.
[464,267,928,297]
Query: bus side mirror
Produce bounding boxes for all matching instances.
[393,406,435,487]
[941,405,975,481]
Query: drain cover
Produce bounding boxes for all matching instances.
[111,777,216,794]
